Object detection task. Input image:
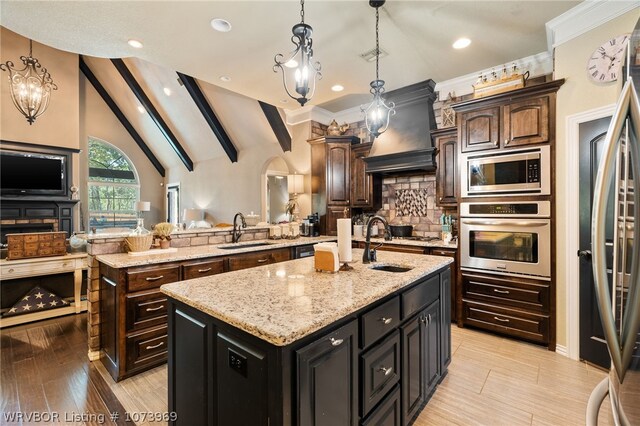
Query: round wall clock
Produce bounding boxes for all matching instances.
[587,34,630,83]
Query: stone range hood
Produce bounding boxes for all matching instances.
[363,79,438,175]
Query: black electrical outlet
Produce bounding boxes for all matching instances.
[228,348,247,377]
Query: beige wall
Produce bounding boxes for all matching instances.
[79,76,165,227]
[167,120,312,225]
[0,27,80,198]
[554,10,639,348]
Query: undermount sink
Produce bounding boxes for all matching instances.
[217,242,274,250]
[369,264,413,273]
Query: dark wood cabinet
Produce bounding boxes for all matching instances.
[362,385,401,426]
[182,258,225,279]
[460,270,552,346]
[455,80,562,153]
[351,143,381,210]
[431,127,458,207]
[438,268,452,373]
[309,136,358,235]
[459,106,500,153]
[227,247,290,271]
[325,205,349,236]
[297,319,359,426]
[428,248,457,324]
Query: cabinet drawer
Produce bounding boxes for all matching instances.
[430,248,456,258]
[362,384,400,426]
[462,300,549,344]
[361,331,400,417]
[125,291,168,332]
[402,275,439,319]
[125,325,168,372]
[228,248,290,271]
[126,266,180,292]
[462,272,550,313]
[377,244,427,255]
[361,296,400,348]
[183,258,225,280]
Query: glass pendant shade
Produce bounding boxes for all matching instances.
[0,40,57,125]
[273,1,322,106]
[361,0,395,139]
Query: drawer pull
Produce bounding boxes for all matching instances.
[145,341,165,350]
[8,268,14,273]
[197,268,213,273]
[493,316,510,323]
[330,338,343,347]
[257,258,269,263]
[379,317,393,325]
[145,275,165,281]
[493,289,510,295]
[420,315,427,324]
[145,305,165,312]
[378,366,393,376]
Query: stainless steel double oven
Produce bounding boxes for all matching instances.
[459,145,552,280]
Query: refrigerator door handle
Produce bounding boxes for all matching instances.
[591,79,640,383]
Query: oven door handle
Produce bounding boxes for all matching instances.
[461,219,549,227]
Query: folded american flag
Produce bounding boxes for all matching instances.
[2,285,69,317]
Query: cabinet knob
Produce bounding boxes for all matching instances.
[439,197,443,202]
[420,315,427,324]
[493,140,498,146]
[330,337,344,347]
[379,317,393,325]
[378,366,393,376]
[505,139,510,146]
[8,268,14,273]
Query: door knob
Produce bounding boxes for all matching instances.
[577,250,592,260]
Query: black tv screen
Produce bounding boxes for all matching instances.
[1,150,66,196]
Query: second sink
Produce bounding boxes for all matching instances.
[370,264,413,273]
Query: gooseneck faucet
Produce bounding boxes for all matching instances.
[362,215,392,264]
[232,212,246,243]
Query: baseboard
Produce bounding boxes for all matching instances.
[555,344,569,358]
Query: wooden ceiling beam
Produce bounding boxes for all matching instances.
[258,101,291,153]
[111,58,194,171]
[79,57,166,177]
[177,72,238,163]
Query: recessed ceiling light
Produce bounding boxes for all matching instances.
[453,37,471,49]
[219,76,231,82]
[284,59,298,68]
[331,85,344,92]
[128,39,143,49]
[137,105,146,113]
[163,87,172,96]
[210,18,232,32]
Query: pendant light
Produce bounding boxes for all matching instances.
[273,0,322,106]
[361,0,395,138]
[0,40,58,125]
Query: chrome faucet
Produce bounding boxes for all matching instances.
[232,212,246,243]
[362,215,392,264]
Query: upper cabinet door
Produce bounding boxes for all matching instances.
[326,143,350,205]
[434,129,458,207]
[350,144,372,208]
[459,106,500,153]
[502,96,550,148]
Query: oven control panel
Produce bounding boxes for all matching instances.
[527,159,540,183]
[468,203,538,215]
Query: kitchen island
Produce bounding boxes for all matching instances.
[161,249,452,426]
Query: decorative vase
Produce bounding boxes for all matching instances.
[160,239,171,249]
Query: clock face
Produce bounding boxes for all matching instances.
[587,34,630,83]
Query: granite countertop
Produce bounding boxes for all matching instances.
[352,236,458,249]
[96,236,336,268]
[161,249,452,347]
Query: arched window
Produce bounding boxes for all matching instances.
[88,138,139,229]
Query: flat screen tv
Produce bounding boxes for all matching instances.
[1,149,68,197]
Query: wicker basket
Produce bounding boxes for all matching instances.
[125,234,153,252]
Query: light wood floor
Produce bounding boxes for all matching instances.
[96,325,616,426]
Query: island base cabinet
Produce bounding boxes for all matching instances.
[297,319,359,426]
[401,301,440,426]
[362,385,401,426]
[169,306,214,426]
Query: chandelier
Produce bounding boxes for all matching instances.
[1,40,57,125]
[273,0,322,106]
[361,0,395,138]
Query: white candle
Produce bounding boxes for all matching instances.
[337,218,352,263]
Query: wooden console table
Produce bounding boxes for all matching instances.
[0,253,88,328]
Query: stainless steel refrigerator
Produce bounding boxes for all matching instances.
[586,29,640,426]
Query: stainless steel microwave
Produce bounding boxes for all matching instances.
[461,146,550,197]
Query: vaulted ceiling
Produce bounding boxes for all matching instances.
[1,1,580,111]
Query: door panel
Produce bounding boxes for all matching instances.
[579,116,613,368]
